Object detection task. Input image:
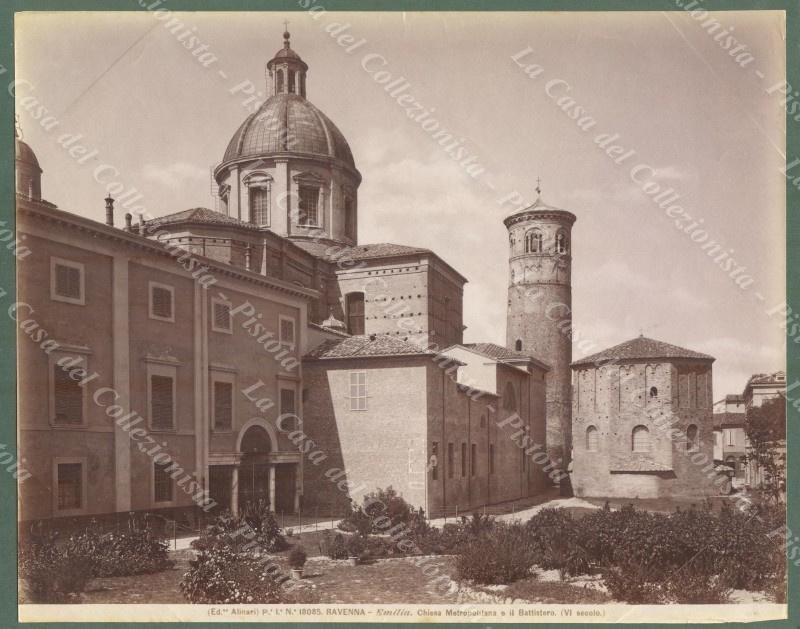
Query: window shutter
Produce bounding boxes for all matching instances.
[55,264,81,299]
[213,382,232,430]
[214,302,231,331]
[151,375,174,429]
[54,366,82,425]
[151,286,173,319]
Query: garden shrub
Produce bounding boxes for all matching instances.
[526,508,589,578]
[19,518,173,602]
[69,522,173,578]
[318,531,349,559]
[455,522,535,584]
[19,528,94,603]
[180,547,285,604]
[338,486,427,536]
[192,507,287,555]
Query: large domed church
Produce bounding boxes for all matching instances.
[14,30,716,527]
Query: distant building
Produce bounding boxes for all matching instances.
[571,336,719,499]
[712,398,746,488]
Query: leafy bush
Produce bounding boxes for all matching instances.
[19,528,94,603]
[288,547,307,569]
[526,508,589,578]
[338,486,427,536]
[180,547,285,604]
[19,519,173,602]
[192,507,287,555]
[318,531,349,559]
[455,522,535,584]
[69,523,172,578]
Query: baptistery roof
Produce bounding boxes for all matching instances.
[220,94,356,171]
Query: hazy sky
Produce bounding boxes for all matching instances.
[15,10,786,397]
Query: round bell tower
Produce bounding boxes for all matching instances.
[504,187,576,487]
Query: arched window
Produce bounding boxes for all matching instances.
[503,382,516,411]
[726,455,737,474]
[555,231,568,254]
[345,292,365,336]
[686,424,698,451]
[632,425,650,452]
[276,69,284,93]
[649,386,658,399]
[524,230,542,253]
[586,426,599,452]
[515,339,522,352]
[288,70,296,93]
[240,425,272,454]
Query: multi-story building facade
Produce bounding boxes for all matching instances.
[14,31,546,526]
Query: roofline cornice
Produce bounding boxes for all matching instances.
[17,200,320,301]
[214,150,362,184]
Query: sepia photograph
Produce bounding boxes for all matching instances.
[4,3,796,625]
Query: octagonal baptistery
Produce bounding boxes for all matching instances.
[571,336,720,500]
[213,31,362,254]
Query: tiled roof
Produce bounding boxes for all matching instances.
[725,394,745,402]
[463,343,534,361]
[222,94,355,169]
[713,412,745,429]
[145,207,261,231]
[304,334,437,360]
[15,137,41,169]
[609,456,673,473]
[572,335,714,367]
[331,243,432,261]
[746,371,786,387]
[505,196,577,221]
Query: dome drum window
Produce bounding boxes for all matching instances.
[244,173,272,227]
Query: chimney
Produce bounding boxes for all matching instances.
[124,213,132,231]
[105,195,115,227]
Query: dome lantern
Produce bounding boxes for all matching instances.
[266,27,308,98]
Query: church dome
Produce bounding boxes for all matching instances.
[221,93,355,170]
[15,137,42,171]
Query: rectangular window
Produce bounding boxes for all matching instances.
[461,443,467,478]
[53,363,83,425]
[280,388,296,429]
[349,371,367,411]
[250,187,270,226]
[149,282,174,322]
[471,443,477,477]
[726,429,735,446]
[57,462,83,510]
[153,461,174,503]
[212,298,232,333]
[431,442,439,480]
[346,293,365,336]
[150,374,175,430]
[447,443,454,479]
[489,444,495,475]
[51,257,85,305]
[298,185,319,226]
[213,381,233,431]
[279,316,296,347]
